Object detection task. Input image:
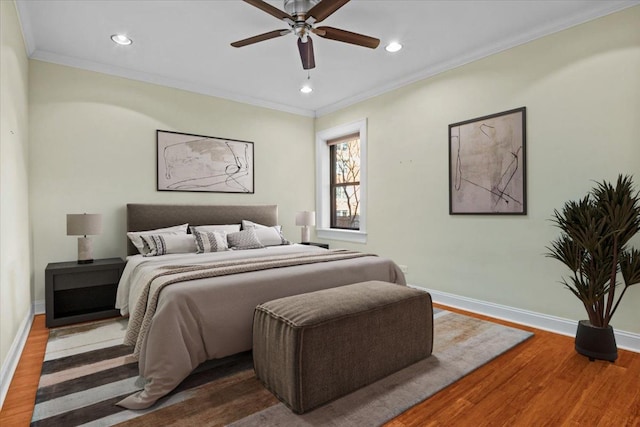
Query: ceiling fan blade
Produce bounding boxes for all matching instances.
[313,26,380,49]
[231,29,290,48]
[306,0,350,23]
[297,37,316,70]
[243,0,291,21]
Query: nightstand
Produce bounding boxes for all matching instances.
[300,242,329,249]
[45,257,125,327]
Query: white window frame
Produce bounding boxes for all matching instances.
[316,119,367,243]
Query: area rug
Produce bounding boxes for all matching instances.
[31,309,533,426]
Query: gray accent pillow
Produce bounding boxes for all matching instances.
[227,228,265,250]
[194,230,229,253]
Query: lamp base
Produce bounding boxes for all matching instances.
[300,226,310,243]
[77,237,94,264]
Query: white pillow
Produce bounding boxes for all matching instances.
[193,230,229,253]
[242,220,288,246]
[127,223,189,255]
[227,228,265,250]
[141,234,197,257]
[242,220,281,232]
[190,224,241,235]
[255,227,291,247]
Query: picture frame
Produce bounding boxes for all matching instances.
[449,107,526,215]
[157,130,254,193]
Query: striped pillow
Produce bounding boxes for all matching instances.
[194,230,229,253]
[127,223,189,255]
[141,234,197,256]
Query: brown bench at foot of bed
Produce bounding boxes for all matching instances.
[252,280,434,414]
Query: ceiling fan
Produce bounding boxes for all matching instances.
[231,0,380,70]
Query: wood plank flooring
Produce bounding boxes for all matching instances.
[386,306,640,427]
[1,315,48,427]
[1,308,638,426]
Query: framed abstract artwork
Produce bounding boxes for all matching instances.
[449,107,526,215]
[157,130,254,193]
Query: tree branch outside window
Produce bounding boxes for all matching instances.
[330,136,360,229]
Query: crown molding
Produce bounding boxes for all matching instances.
[14,0,35,56]
[16,0,639,119]
[29,49,317,118]
[315,0,640,117]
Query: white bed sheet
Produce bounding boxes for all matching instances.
[114,243,406,409]
[116,244,326,316]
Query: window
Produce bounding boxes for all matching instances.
[316,119,367,243]
[329,134,360,230]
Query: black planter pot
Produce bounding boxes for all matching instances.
[575,320,618,362]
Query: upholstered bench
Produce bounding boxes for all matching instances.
[252,280,433,414]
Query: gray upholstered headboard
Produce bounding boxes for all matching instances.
[126,203,278,255]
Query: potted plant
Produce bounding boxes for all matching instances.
[546,175,640,362]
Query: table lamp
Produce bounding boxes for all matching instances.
[295,211,316,243]
[67,213,103,264]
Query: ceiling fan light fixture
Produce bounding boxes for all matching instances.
[232,0,381,70]
[111,34,132,46]
[300,73,313,94]
[385,41,402,53]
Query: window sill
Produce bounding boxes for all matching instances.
[316,228,367,244]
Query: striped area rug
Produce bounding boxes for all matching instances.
[31,310,533,426]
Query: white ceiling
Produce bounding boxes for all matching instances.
[15,0,639,117]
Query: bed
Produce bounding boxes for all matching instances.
[116,203,406,409]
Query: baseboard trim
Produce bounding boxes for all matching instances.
[414,286,640,353]
[0,305,34,410]
[34,299,45,315]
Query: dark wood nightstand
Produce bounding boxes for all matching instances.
[45,257,125,328]
[300,242,329,249]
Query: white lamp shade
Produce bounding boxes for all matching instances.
[67,214,103,236]
[295,211,316,227]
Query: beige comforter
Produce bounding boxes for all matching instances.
[115,245,406,409]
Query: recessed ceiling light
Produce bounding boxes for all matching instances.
[385,41,402,53]
[111,34,132,46]
[300,84,313,94]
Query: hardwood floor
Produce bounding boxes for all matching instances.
[2,308,638,426]
[0,315,48,427]
[386,306,640,427]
